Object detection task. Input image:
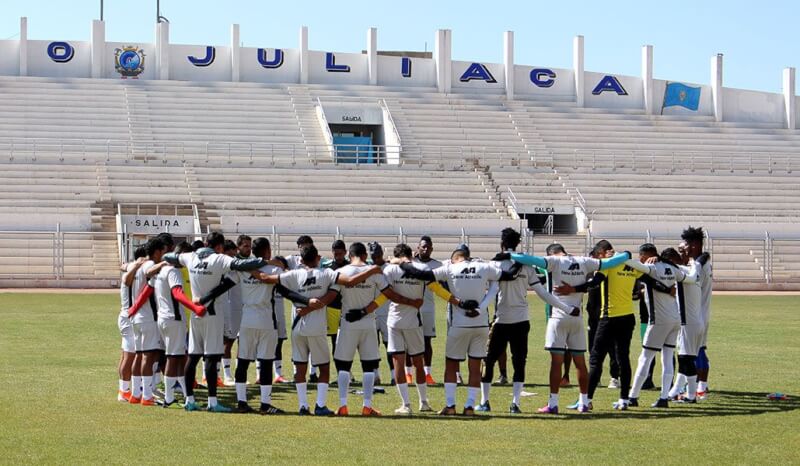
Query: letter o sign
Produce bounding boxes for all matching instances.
[47,41,74,63]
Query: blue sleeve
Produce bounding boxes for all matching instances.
[163,252,180,266]
[510,253,547,269]
[598,252,632,271]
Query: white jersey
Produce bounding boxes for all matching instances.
[232,265,283,330]
[490,258,538,324]
[543,255,601,317]
[130,260,156,325]
[676,262,704,327]
[176,249,238,319]
[698,260,713,320]
[383,262,427,329]
[414,257,443,314]
[630,260,696,325]
[153,265,186,322]
[433,260,502,328]
[119,262,136,318]
[279,267,340,336]
[373,263,391,319]
[334,264,389,331]
[287,254,303,270]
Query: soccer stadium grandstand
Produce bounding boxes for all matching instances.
[0,22,798,289]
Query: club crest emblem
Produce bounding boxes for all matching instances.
[114,46,145,78]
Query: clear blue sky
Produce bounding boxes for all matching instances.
[0,0,796,93]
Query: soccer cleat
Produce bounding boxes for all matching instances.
[577,404,591,413]
[405,373,413,384]
[509,403,522,414]
[335,406,349,416]
[612,400,629,411]
[537,405,559,414]
[118,390,132,402]
[236,402,255,414]
[651,398,669,408]
[607,378,620,389]
[314,405,334,416]
[223,376,236,387]
[475,401,491,412]
[390,379,396,386]
[675,396,697,404]
[425,374,436,385]
[462,406,475,416]
[141,397,156,407]
[566,400,581,410]
[361,407,382,417]
[207,403,233,413]
[260,403,285,415]
[273,375,289,384]
[298,406,311,416]
[394,405,412,415]
[375,375,382,385]
[696,390,708,400]
[128,395,142,405]
[419,401,434,412]
[495,374,509,385]
[627,397,639,407]
[438,405,457,416]
[184,401,201,412]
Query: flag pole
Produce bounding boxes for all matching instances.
[661,81,669,115]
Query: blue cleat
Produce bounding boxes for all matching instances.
[314,404,334,416]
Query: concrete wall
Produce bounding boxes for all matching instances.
[723,87,785,124]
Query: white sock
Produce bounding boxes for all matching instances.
[119,379,130,392]
[142,375,153,400]
[165,376,176,404]
[132,376,142,398]
[177,376,187,396]
[397,383,411,406]
[405,366,413,376]
[698,381,708,392]
[338,371,351,407]
[466,387,478,408]
[456,371,462,381]
[373,369,380,380]
[686,376,698,400]
[297,382,308,409]
[512,382,523,405]
[152,371,161,390]
[223,358,232,379]
[660,348,675,400]
[316,383,329,408]
[480,382,491,404]
[549,393,559,409]
[424,366,431,376]
[444,382,457,407]
[416,382,428,403]
[273,360,283,377]
[186,395,195,404]
[260,385,272,404]
[363,372,375,408]
[235,382,247,402]
[579,393,589,407]
[670,373,688,398]
[208,396,218,407]
[629,349,656,399]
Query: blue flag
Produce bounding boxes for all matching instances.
[663,82,701,111]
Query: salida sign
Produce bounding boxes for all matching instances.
[123,215,195,234]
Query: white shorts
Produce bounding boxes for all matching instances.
[642,323,681,351]
[334,328,380,362]
[292,332,330,367]
[158,319,187,356]
[421,310,436,337]
[224,307,243,340]
[678,324,704,357]
[387,326,425,356]
[118,314,135,353]
[132,321,163,353]
[700,319,710,349]
[445,326,489,361]
[238,327,278,361]
[275,300,288,340]
[545,316,587,353]
[376,313,389,344]
[188,314,225,356]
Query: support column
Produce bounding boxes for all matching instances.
[783,67,796,130]
[434,29,451,93]
[642,45,654,115]
[711,53,723,122]
[230,24,240,82]
[299,26,309,84]
[504,31,514,100]
[19,17,27,76]
[367,27,377,85]
[91,20,105,78]
[156,21,170,80]
[573,35,584,107]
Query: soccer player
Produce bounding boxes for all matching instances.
[332,242,422,416]
[681,226,713,399]
[477,228,577,414]
[413,236,442,384]
[368,242,394,385]
[255,244,382,416]
[117,246,147,402]
[667,245,710,403]
[161,231,271,412]
[510,245,629,414]
[322,240,350,360]
[626,245,699,408]
[280,235,314,382]
[220,235,252,386]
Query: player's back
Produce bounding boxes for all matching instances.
[676,264,703,326]
[154,265,185,322]
[414,257,442,314]
[546,255,600,314]
[384,262,426,327]
[130,260,156,324]
[337,264,387,330]
[491,258,534,322]
[179,248,234,301]
[642,262,681,324]
[238,265,282,329]
[435,260,500,328]
[279,266,339,336]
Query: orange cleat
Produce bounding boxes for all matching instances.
[273,375,288,384]
[141,397,156,406]
[425,374,436,385]
[129,395,142,405]
[405,373,413,384]
[361,406,382,417]
[118,390,132,402]
[336,406,349,416]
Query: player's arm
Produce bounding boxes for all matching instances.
[426,281,480,314]
[274,283,310,307]
[510,253,547,269]
[251,271,280,284]
[145,261,167,279]
[122,257,146,287]
[398,262,436,282]
[625,258,656,275]
[498,261,524,281]
[335,266,382,287]
[197,277,237,305]
[679,260,700,284]
[127,284,154,318]
[296,289,339,317]
[381,286,422,308]
[555,272,607,295]
[478,281,500,312]
[171,285,206,316]
[598,252,632,271]
[531,281,580,316]
[162,252,183,267]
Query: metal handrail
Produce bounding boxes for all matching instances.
[380,98,403,147]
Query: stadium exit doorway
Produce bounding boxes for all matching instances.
[520,211,577,235]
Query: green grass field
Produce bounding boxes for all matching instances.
[1,293,798,465]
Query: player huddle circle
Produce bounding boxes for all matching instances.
[116,226,712,417]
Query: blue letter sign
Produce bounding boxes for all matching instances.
[459,63,497,83]
[592,75,628,95]
[401,57,412,78]
[325,53,350,72]
[530,68,556,88]
[47,41,74,63]
[257,48,284,69]
[187,46,215,67]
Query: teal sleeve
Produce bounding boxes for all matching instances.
[230,257,267,271]
[510,253,547,269]
[598,251,632,271]
[163,252,180,266]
